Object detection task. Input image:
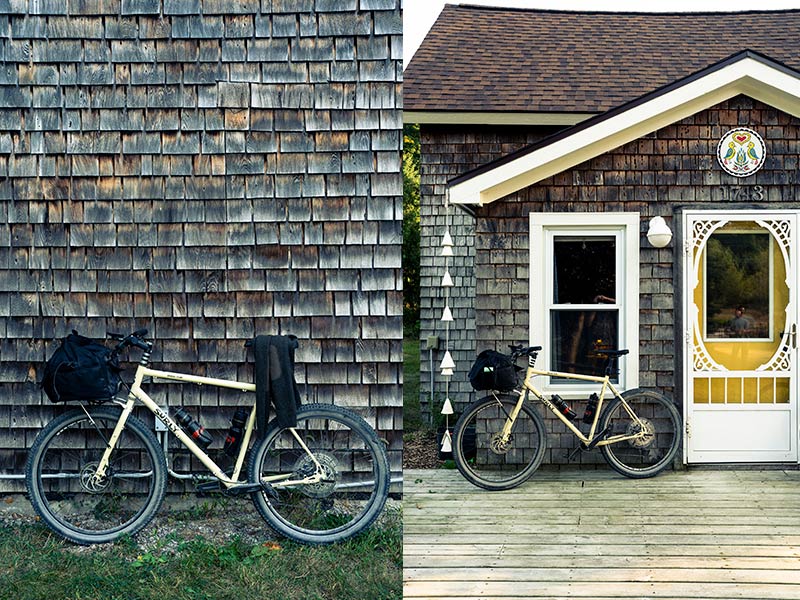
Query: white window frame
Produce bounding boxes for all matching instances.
[529,212,640,397]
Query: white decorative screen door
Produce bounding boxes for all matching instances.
[683,210,798,463]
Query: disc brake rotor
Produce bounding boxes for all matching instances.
[489,432,511,454]
[292,452,338,498]
[79,463,112,493]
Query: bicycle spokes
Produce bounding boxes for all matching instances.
[251,407,387,539]
[453,396,547,490]
[27,408,166,543]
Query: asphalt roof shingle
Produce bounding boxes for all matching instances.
[404,4,800,113]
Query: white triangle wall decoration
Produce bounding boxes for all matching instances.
[441,397,454,415]
[439,350,455,370]
[440,429,452,453]
[441,270,453,287]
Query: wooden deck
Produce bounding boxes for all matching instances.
[404,468,800,599]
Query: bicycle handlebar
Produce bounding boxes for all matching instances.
[107,329,150,353]
[508,344,542,360]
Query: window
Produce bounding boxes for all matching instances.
[530,213,640,394]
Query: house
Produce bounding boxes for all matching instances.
[0,0,403,490]
[405,5,800,465]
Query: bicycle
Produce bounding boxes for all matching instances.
[453,344,682,490]
[25,329,390,545]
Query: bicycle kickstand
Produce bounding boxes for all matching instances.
[566,445,583,462]
[565,425,612,461]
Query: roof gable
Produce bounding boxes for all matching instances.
[448,51,800,206]
[405,6,800,122]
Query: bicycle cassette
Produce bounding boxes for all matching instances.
[292,452,338,498]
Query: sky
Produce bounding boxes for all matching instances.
[403,0,800,67]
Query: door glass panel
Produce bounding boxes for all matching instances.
[553,237,616,304]
[705,231,771,341]
[550,310,618,379]
[693,221,788,374]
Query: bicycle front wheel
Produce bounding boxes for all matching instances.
[453,395,547,491]
[249,404,390,545]
[25,406,167,545]
[599,389,682,478]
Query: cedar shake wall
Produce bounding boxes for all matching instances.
[418,125,561,423]
[0,0,403,488]
[475,95,800,466]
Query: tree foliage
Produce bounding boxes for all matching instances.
[403,124,421,336]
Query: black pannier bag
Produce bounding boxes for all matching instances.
[41,330,122,403]
[468,350,519,391]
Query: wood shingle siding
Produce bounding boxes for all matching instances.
[418,125,559,423]
[0,0,403,488]
[473,96,799,465]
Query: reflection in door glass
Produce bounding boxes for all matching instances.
[705,232,771,340]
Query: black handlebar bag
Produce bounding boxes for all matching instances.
[41,331,122,403]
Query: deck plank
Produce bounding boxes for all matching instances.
[403,468,800,599]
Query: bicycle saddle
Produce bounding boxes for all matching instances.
[594,348,629,357]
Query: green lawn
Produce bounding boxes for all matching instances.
[0,515,402,600]
[403,337,422,433]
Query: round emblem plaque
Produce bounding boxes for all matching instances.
[716,128,765,178]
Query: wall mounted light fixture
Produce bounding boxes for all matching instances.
[647,216,673,248]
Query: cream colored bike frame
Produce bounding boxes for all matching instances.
[498,357,650,448]
[91,363,323,490]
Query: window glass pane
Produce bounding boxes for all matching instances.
[550,310,619,380]
[553,236,616,304]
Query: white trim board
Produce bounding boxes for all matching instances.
[449,54,800,206]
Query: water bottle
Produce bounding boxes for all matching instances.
[173,408,213,450]
[551,395,577,421]
[583,393,599,424]
[223,408,249,457]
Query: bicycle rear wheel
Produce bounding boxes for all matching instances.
[25,406,167,545]
[249,404,390,544]
[599,389,682,478]
[453,395,547,491]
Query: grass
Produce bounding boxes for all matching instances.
[403,336,422,433]
[0,511,402,600]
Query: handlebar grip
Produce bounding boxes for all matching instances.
[131,338,150,350]
[133,328,148,338]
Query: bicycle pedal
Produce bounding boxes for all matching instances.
[226,482,267,496]
[196,481,223,495]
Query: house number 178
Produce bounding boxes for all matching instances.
[717,185,765,201]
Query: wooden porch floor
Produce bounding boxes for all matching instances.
[404,468,800,599]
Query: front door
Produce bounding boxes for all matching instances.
[684,210,798,463]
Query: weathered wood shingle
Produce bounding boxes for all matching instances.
[0,0,403,486]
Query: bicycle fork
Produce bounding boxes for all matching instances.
[90,395,136,485]
[494,390,527,446]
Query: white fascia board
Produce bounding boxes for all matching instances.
[449,57,800,206]
[403,111,595,126]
